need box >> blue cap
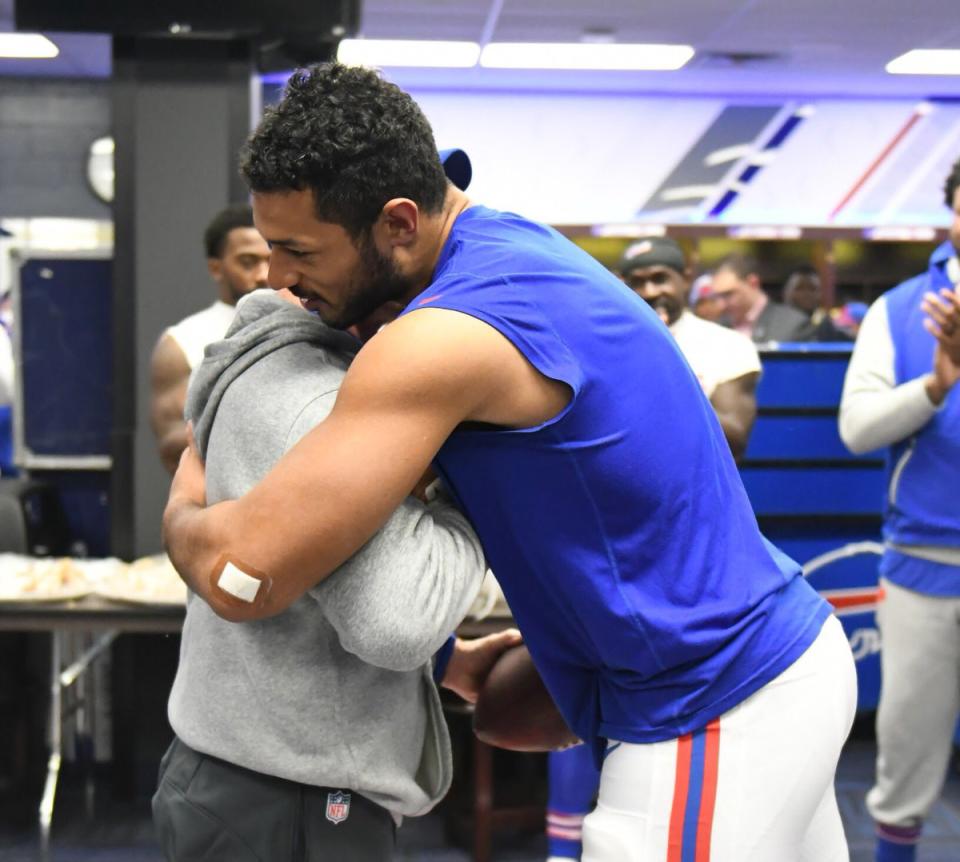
[844,301,868,323]
[439,148,472,192]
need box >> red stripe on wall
[668,734,694,862]
[829,109,925,220]
[695,719,722,862]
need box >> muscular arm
[163,308,568,622]
[275,389,486,669]
[150,334,191,476]
[709,371,759,461]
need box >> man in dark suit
[711,253,815,343]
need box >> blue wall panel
[756,347,853,408]
[19,256,112,457]
[747,414,882,462]
[742,466,885,516]
[749,346,884,713]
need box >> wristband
[433,634,456,684]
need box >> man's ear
[207,257,223,283]
[377,198,419,248]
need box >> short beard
[325,234,415,331]
[223,278,261,307]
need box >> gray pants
[152,737,396,861]
[866,579,960,827]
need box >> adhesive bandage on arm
[218,561,261,601]
[209,555,271,612]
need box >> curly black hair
[203,203,254,259]
[240,64,449,239]
[944,155,960,209]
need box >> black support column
[111,37,256,559]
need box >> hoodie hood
[186,290,360,459]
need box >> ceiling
[2,0,960,97]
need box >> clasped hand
[922,287,960,404]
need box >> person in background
[782,265,823,317]
[710,253,816,343]
[545,744,599,862]
[149,204,271,475]
[839,158,960,862]
[546,237,765,861]
[783,265,849,341]
[833,301,868,340]
[618,237,761,460]
[689,271,726,323]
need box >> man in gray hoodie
[152,289,506,860]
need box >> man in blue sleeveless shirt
[840,158,960,862]
[164,64,856,861]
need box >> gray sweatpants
[152,737,396,861]
[866,578,960,827]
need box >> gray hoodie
[167,290,486,817]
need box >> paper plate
[0,554,94,603]
[95,555,187,606]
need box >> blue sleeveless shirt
[404,206,830,756]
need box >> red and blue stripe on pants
[667,718,721,862]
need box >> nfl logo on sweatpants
[326,791,351,825]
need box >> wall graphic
[409,88,960,228]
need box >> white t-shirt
[165,300,236,371]
[669,310,761,397]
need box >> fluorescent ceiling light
[886,49,960,75]
[480,42,693,71]
[337,39,480,68]
[0,33,59,59]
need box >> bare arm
[163,307,567,622]
[149,334,191,476]
[709,371,759,461]
[283,392,487,670]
